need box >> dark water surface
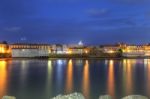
[0,59,150,99]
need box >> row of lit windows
[10,45,51,49]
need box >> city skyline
[1,0,150,44]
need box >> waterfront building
[122,45,146,57]
[67,46,89,54]
[143,44,150,56]
[10,43,52,57]
[100,44,120,54]
[51,44,69,54]
[3,41,150,58]
[0,42,11,57]
[67,41,90,54]
[56,44,68,54]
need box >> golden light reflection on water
[47,60,53,84]
[0,60,7,97]
[126,59,133,94]
[46,60,53,96]
[146,59,150,96]
[82,60,90,99]
[107,60,115,98]
[66,59,73,93]
[48,60,52,76]
[122,59,134,95]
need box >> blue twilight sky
[1,0,150,45]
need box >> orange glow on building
[0,44,11,55]
[84,49,89,54]
[0,61,7,98]
[108,50,115,53]
[107,60,115,98]
[66,59,73,93]
[67,49,72,54]
[0,46,5,53]
[85,50,88,54]
[82,60,90,99]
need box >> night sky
[0,0,150,45]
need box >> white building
[10,43,51,57]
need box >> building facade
[0,42,11,57]
[10,43,51,57]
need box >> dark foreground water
[0,59,150,99]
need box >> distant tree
[118,49,123,57]
[2,41,8,44]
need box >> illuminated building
[67,46,89,54]
[101,44,120,54]
[122,44,150,57]
[51,44,69,54]
[3,41,150,58]
[67,41,90,54]
[10,43,52,57]
[0,42,11,58]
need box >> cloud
[87,8,110,18]
[48,0,79,2]
[0,0,43,21]
[109,0,150,4]
[83,16,137,29]
[4,27,21,32]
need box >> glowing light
[0,46,5,53]
[48,50,51,53]
[85,50,88,54]
[67,49,72,54]
[107,50,114,53]
[57,60,63,65]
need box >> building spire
[78,40,83,46]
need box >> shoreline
[1,57,150,60]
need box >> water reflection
[82,60,90,99]
[107,60,115,98]
[145,59,150,96]
[66,59,73,93]
[56,60,64,91]
[46,60,53,96]
[75,60,83,66]
[20,60,28,85]
[126,60,134,94]
[0,60,7,97]
[122,59,136,95]
[0,59,149,99]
